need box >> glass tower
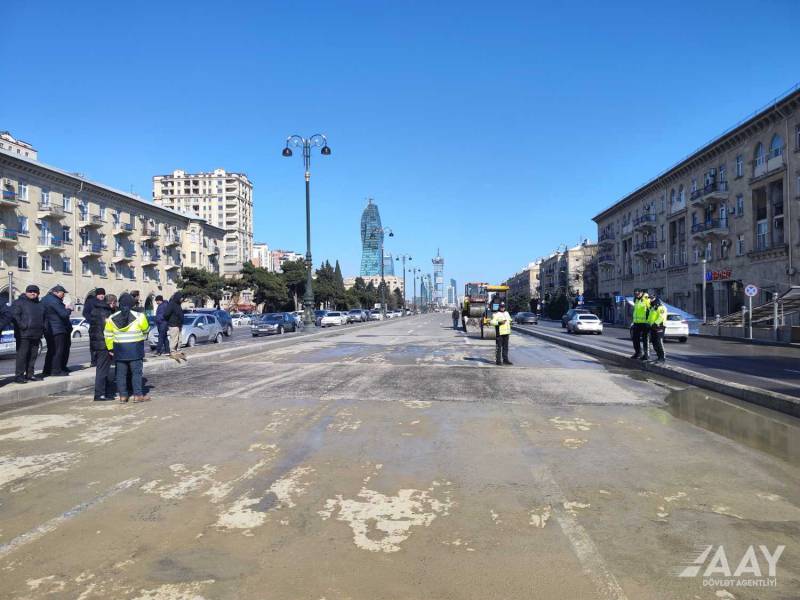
[360,199,383,276]
[383,252,395,276]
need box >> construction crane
[462,282,509,338]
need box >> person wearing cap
[647,295,668,363]
[489,300,513,366]
[630,288,651,360]
[41,285,72,377]
[104,292,151,403]
[153,295,169,356]
[11,285,45,383]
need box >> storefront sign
[705,269,732,281]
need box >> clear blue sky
[2,0,798,291]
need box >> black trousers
[63,333,71,371]
[43,332,68,376]
[93,349,114,398]
[650,326,665,360]
[15,338,39,379]
[156,323,169,354]
[631,323,650,357]
[495,334,510,364]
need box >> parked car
[251,312,297,336]
[567,313,603,335]
[230,312,252,327]
[149,314,224,349]
[314,310,328,327]
[320,311,347,327]
[664,313,689,342]
[561,308,591,328]
[188,308,234,337]
[0,329,49,358]
[514,311,538,325]
[70,317,90,338]
[368,310,383,321]
[347,309,368,323]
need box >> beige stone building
[0,148,224,312]
[152,168,253,276]
[0,131,37,160]
[594,86,800,322]
[506,260,541,299]
[536,242,598,303]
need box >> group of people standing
[1,285,188,403]
[630,288,668,363]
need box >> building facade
[506,261,541,299]
[359,199,383,277]
[536,243,597,303]
[0,132,37,160]
[432,250,444,306]
[0,149,224,311]
[594,87,800,321]
[344,275,404,295]
[270,249,303,273]
[152,168,253,276]
[252,242,270,269]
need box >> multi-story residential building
[252,242,271,269]
[152,168,253,276]
[0,148,224,311]
[0,131,37,160]
[594,86,800,321]
[536,242,597,303]
[270,249,304,273]
[506,260,541,299]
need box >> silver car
[149,314,223,349]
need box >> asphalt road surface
[0,313,798,599]
[520,319,800,398]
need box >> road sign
[744,284,758,298]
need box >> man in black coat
[163,292,184,357]
[41,285,72,377]
[83,288,106,366]
[90,293,116,400]
[11,285,45,383]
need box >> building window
[18,180,28,201]
[736,235,745,256]
[82,259,90,275]
[63,257,72,274]
[705,242,713,261]
[18,252,29,270]
[678,185,685,204]
[735,154,744,177]
[17,216,29,234]
[112,211,120,225]
[754,142,765,168]
[692,246,699,264]
[41,188,50,205]
[756,220,768,250]
[99,206,107,221]
[41,254,52,272]
[736,194,744,216]
[690,178,697,193]
[719,165,726,182]
[63,194,72,211]
[770,134,784,158]
[79,201,88,220]
[62,226,71,243]
[80,227,89,245]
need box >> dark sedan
[251,312,297,336]
[514,311,538,324]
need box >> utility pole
[395,254,412,314]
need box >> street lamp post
[369,226,393,318]
[410,267,421,312]
[282,134,331,326]
[395,254,412,314]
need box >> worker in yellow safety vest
[647,295,668,363]
[104,293,151,403]
[630,288,651,360]
[489,301,513,366]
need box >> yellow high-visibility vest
[490,311,512,335]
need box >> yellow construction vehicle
[462,283,509,338]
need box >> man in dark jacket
[163,292,184,358]
[83,288,105,366]
[41,285,72,377]
[153,295,169,355]
[90,293,116,400]
[11,285,45,383]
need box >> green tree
[333,261,347,309]
[240,262,289,312]
[280,259,307,310]
[507,291,531,314]
[546,292,570,320]
[178,267,227,307]
[392,287,404,310]
[313,261,336,308]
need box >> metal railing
[690,180,728,201]
[0,229,18,241]
[38,236,63,247]
[633,214,657,226]
[691,219,729,234]
[634,240,658,252]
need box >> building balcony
[112,249,135,263]
[633,214,657,231]
[633,240,658,255]
[691,219,729,238]
[0,229,18,245]
[164,258,181,270]
[37,236,65,252]
[0,189,18,207]
[113,223,135,236]
[751,153,785,182]
[37,203,66,220]
[621,222,634,236]
[598,232,616,247]
[140,227,159,241]
[163,234,181,247]
[139,252,160,266]
[598,253,616,265]
[79,214,104,228]
[690,181,729,207]
[79,243,105,257]
[206,245,219,255]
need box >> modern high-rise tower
[383,252,395,276]
[360,199,383,276]
[432,249,444,306]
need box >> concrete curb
[0,317,402,409]
[512,325,800,418]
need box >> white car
[70,317,90,338]
[664,313,689,343]
[567,314,603,335]
[320,311,347,327]
[368,310,383,321]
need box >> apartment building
[269,249,304,273]
[506,261,541,299]
[537,242,598,302]
[0,131,37,160]
[0,148,224,311]
[252,242,271,269]
[593,86,800,321]
[152,168,253,276]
